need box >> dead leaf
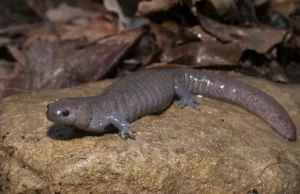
[0,29,144,100]
[160,40,243,67]
[150,21,242,67]
[62,17,118,42]
[0,38,11,47]
[138,0,179,15]
[269,60,289,83]
[25,17,118,45]
[147,62,183,68]
[0,60,15,79]
[6,45,27,68]
[46,2,100,23]
[0,23,43,37]
[268,0,297,16]
[285,61,300,83]
[254,0,269,6]
[209,0,236,16]
[104,0,141,30]
[199,14,288,53]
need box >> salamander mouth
[46,113,54,122]
[46,109,61,123]
[284,130,297,141]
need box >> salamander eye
[62,110,70,117]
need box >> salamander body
[46,68,297,141]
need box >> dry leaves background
[0,0,300,100]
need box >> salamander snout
[46,99,78,125]
[47,103,53,109]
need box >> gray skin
[46,68,297,141]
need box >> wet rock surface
[0,72,299,194]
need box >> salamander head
[46,98,92,129]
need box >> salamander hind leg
[174,84,201,111]
[108,113,135,140]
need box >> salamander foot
[119,124,135,140]
[174,97,201,111]
[109,113,135,140]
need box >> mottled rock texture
[0,72,299,194]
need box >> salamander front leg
[108,113,135,140]
[174,84,201,111]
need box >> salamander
[46,68,297,141]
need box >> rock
[0,72,300,194]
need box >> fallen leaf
[46,2,100,23]
[268,0,297,16]
[160,40,243,67]
[209,0,236,16]
[6,45,27,68]
[104,0,141,30]
[285,61,300,83]
[0,28,144,100]
[150,22,242,67]
[138,0,179,15]
[25,17,118,45]
[199,14,288,53]
[0,60,15,79]
[269,60,289,83]
[0,23,43,37]
[62,17,118,42]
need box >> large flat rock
[0,72,299,194]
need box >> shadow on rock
[47,124,119,140]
